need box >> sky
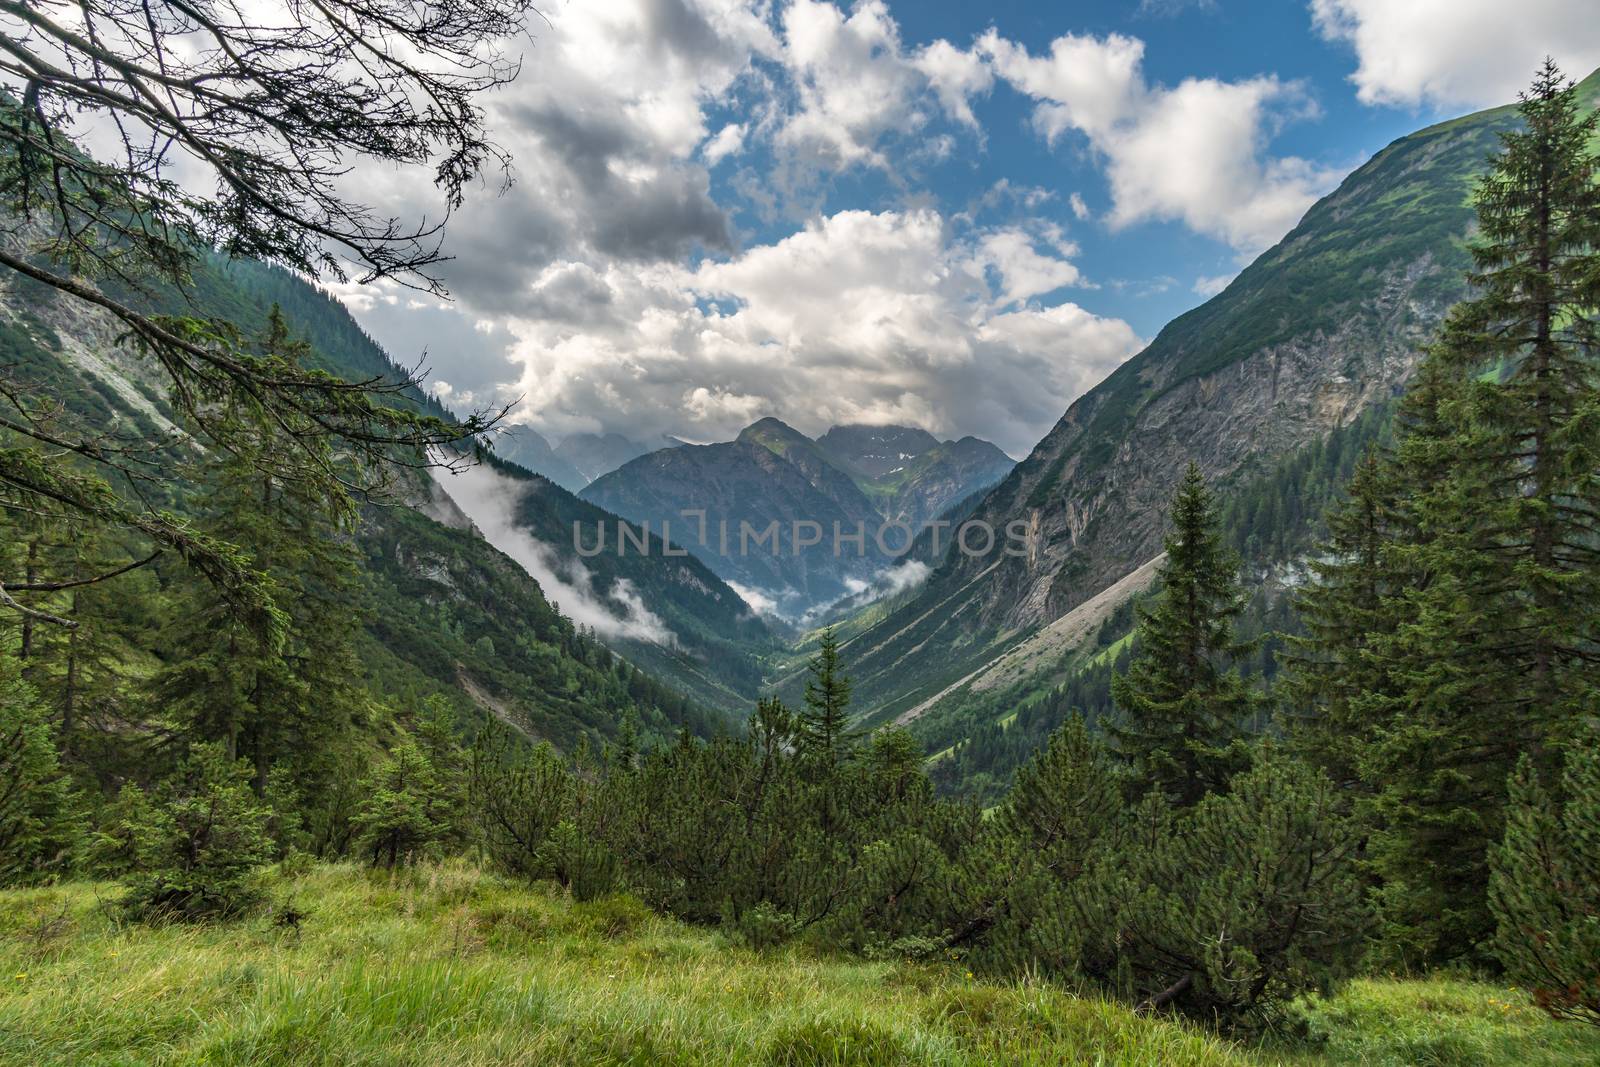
[328,0,1600,460]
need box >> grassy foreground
[1,864,1595,1066]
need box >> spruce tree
[99,742,275,918]
[353,738,444,868]
[1425,57,1600,740]
[1285,451,1400,787]
[0,654,78,885]
[152,307,370,808]
[1109,463,1259,806]
[799,628,860,764]
[1352,62,1600,963]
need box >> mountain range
[578,417,1014,617]
[17,66,1597,798]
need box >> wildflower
[12,973,25,981]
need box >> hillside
[0,246,772,734]
[4,863,1594,1067]
[826,67,1600,726]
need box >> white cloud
[977,228,1082,303]
[1312,0,1600,109]
[772,0,990,181]
[433,462,676,644]
[1068,192,1091,220]
[777,0,928,170]
[703,122,747,164]
[1193,272,1236,297]
[981,29,1342,254]
[724,580,780,616]
[877,559,930,596]
[490,207,1139,457]
[914,38,996,129]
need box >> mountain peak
[736,417,815,455]
[738,415,806,438]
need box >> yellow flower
[12,973,25,981]
[965,971,974,980]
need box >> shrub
[470,724,575,879]
[1490,738,1600,1027]
[726,899,803,950]
[99,742,274,919]
[352,738,445,868]
[1133,748,1369,1029]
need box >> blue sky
[336,0,1600,458]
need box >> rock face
[833,73,1585,719]
[581,418,1015,617]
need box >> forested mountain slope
[0,246,771,741]
[830,67,1600,725]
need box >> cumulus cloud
[345,0,775,329]
[980,29,1342,254]
[433,462,675,644]
[1312,0,1600,109]
[339,2,1351,462]
[1193,272,1236,297]
[490,207,1138,457]
[770,0,991,187]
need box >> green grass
[2,864,1595,1066]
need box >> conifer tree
[1134,748,1367,1028]
[353,738,444,868]
[799,628,860,764]
[1350,63,1600,963]
[1424,57,1600,738]
[152,307,370,807]
[0,654,79,885]
[978,715,1131,983]
[1110,463,1259,806]
[1285,452,1400,786]
[1490,737,1600,1027]
[470,723,576,880]
[99,742,275,917]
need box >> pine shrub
[1490,739,1600,1026]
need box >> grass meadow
[1,863,1595,1066]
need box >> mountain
[816,424,942,478]
[840,431,1016,532]
[555,432,665,484]
[580,418,1015,617]
[3,248,775,733]
[581,426,886,615]
[490,425,589,492]
[823,68,1600,730]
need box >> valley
[4,4,1599,1061]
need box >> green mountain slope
[1,248,772,739]
[829,67,1600,728]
